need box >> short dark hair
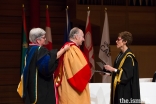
[118,31,133,46]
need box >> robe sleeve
[119,56,134,84]
[36,47,58,77]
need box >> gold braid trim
[127,55,134,66]
[32,68,38,104]
[54,61,63,86]
[113,52,134,102]
[33,47,40,104]
[117,68,123,83]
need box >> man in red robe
[54,27,91,104]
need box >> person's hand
[104,65,115,72]
[99,72,105,76]
[63,44,70,51]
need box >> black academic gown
[24,46,58,104]
[110,48,140,104]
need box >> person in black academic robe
[152,71,156,82]
[21,28,70,104]
[104,31,141,104]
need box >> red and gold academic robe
[54,42,91,104]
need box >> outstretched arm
[56,44,70,59]
[104,65,118,73]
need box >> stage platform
[89,78,156,104]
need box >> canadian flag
[83,10,95,76]
[45,5,58,104]
[44,5,52,50]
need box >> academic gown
[110,48,141,104]
[23,45,58,104]
[152,72,156,82]
[54,42,91,104]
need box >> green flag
[21,5,28,74]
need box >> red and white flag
[83,10,95,76]
[99,10,112,83]
[44,5,52,50]
[45,5,58,104]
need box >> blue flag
[64,7,71,43]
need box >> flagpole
[46,5,48,9]
[44,4,53,50]
[83,6,95,81]
[87,7,90,14]
[105,8,107,12]
[64,5,71,43]
[98,7,112,82]
[100,7,108,66]
[21,4,28,74]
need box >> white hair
[68,27,80,39]
[29,28,46,43]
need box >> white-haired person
[20,28,70,104]
[54,27,91,104]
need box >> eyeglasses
[116,38,122,41]
[40,36,46,39]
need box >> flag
[83,10,95,76]
[44,6,58,104]
[21,5,28,74]
[44,5,52,50]
[99,10,112,83]
[64,6,71,43]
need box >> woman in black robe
[104,31,141,104]
[22,28,70,104]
